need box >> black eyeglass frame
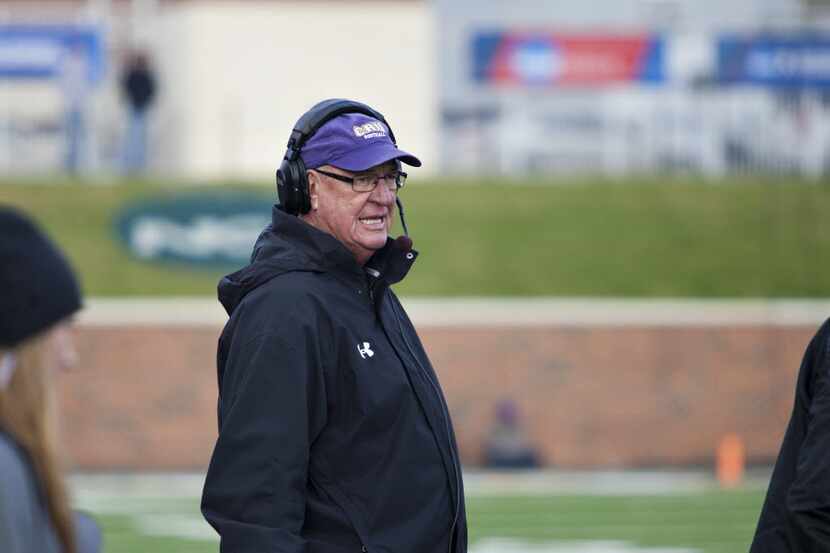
[313,168,407,192]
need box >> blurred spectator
[482,399,541,469]
[120,51,157,174]
[0,207,101,553]
[59,41,89,175]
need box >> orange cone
[716,433,745,488]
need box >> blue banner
[0,25,105,82]
[718,34,830,88]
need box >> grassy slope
[1,177,828,297]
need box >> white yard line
[106,527,705,553]
[77,297,830,328]
[463,469,727,496]
[70,472,208,500]
[69,468,767,500]
[470,541,698,553]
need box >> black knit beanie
[0,207,82,348]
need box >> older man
[201,99,467,553]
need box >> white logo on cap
[353,122,386,140]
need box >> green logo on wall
[116,192,272,268]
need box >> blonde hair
[0,333,76,553]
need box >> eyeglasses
[313,168,407,192]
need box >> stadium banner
[472,31,665,87]
[717,34,830,88]
[115,192,272,268]
[0,25,105,82]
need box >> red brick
[57,324,811,470]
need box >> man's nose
[370,182,396,205]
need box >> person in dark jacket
[201,100,467,553]
[751,318,830,551]
[0,207,101,553]
[120,51,157,173]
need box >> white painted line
[402,298,830,327]
[135,514,218,542]
[471,540,698,553]
[76,297,830,327]
[77,298,228,327]
[68,469,769,499]
[69,472,208,498]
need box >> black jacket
[201,206,467,553]
[122,67,155,112]
[751,318,830,552]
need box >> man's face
[304,161,398,265]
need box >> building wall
[59,299,823,470]
[154,1,437,179]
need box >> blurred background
[3,0,830,551]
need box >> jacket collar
[264,205,359,274]
[364,237,418,287]
[270,205,417,285]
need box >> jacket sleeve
[73,511,102,553]
[0,443,28,553]
[0,437,36,553]
[786,321,830,541]
[201,327,328,553]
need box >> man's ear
[306,170,319,210]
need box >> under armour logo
[357,342,374,359]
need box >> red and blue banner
[717,34,830,88]
[473,31,665,87]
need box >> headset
[276,98,399,216]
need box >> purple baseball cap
[300,113,421,171]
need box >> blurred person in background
[120,50,157,174]
[59,41,89,175]
[0,208,100,553]
[482,399,541,469]
[201,99,467,553]
[751,318,830,551]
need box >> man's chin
[359,232,389,252]
[352,238,387,265]
[365,240,388,253]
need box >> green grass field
[84,488,766,553]
[2,176,829,297]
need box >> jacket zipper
[388,293,461,553]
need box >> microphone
[395,197,413,252]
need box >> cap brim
[329,143,422,172]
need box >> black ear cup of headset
[276,156,310,215]
[276,99,395,216]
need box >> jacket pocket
[306,473,370,551]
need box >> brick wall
[57,315,815,470]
